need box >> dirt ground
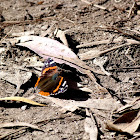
[0,0,140,140]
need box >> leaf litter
[0,0,140,139]
[16,35,104,74]
[106,110,140,134]
[1,34,139,139]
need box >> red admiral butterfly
[35,58,68,96]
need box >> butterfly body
[35,58,68,96]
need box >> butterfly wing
[35,58,68,96]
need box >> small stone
[21,105,27,110]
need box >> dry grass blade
[0,122,40,130]
[0,96,46,106]
[128,1,136,18]
[79,43,131,60]
[0,25,14,45]
[0,126,28,139]
[0,114,70,139]
[81,0,108,11]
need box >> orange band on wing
[53,76,63,93]
[42,66,57,74]
[35,77,41,87]
[39,91,50,96]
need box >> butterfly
[35,58,68,96]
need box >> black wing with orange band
[35,58,68,96]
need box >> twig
[62,17,75,24]
[0,17,55,28]
[0,25,14,45]
[76,38,140,48]
[127,90,140,93]
[93,4,107,10]
[41,22,57,37]
[96,26,140,41]
[81,0,91,5]
[0,115,69,139]
[81,0,108,11]
[128,1,136,18]
[125,47,136,64]
[109,66,140,70]
[0,126,28,139]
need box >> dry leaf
[43,97,119,112]
[54,29,68,46]
[0,96,46,106]
[0,122,40,130]
[106,110,140,134]
[16,35,104,75]
[78,43,131,60]
[93,56,111,76]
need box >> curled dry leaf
[93,56,111,76]
[106,110,140,134]
[0,122,40,130]
[54,29,69,47]
[0,96,46,106]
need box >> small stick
[76,38,140,48]
[93,4,107,10]
[0,17,55,28]
[125,47,136,64]
[128,1,136,18]
[0,25,14,44]
[81,0,108,11]
[81,0,91,5]
[96,26,140,41]
[109,66,140,70]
